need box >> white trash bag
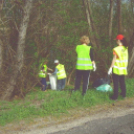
[49,74,57,90]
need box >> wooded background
[0,0,134,100]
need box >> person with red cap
[108,34,128,100]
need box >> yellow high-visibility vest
[56,64,66,80]
[38,64,47,78]
[113,46,128,75]
[76,45,93,70]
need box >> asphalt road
[50,114,134,134]
[1,108,134,134]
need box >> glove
[47,73,52,75]
[108,67,112,75]
[93,63,97,72]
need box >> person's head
[80,35,90,45]
[44,60,48,65]
[115,34,128,48]
[54,59,59,66]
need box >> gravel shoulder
[1,98,134,134]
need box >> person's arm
[90,48,94,61]
[108,52,117,75]
[47,67,53,72]
[90,48,96,71]
[90,48,95,64]
[110,54,117,68]
[53,68,58,75]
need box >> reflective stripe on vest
[113,46,128,75]
[77,64,92,66]
[38,70,46,78]
[113,66,127,70]
[76,45,93,70]
[115,60,128,63]
[38,64,47,78]
[77,58,91,61]
[56,64,66,80]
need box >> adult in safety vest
[38,60,53,91]
[74,35,96,96]
[52,60,66,90]
[108,34,128,100]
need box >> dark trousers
[57,78,66,90]
[74,70,90,95]
[112,73,126,98]
[41,78,47,91]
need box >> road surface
[1,106,134,134]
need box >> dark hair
[120,38,128,48]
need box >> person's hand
[93,63,97,72]
[108,67,112,75]
[50,69,53,71]
[48,73,52,75]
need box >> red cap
[115,34,124,40]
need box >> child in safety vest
[38,60,53,91]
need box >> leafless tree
[83,0,100,48]
[117,0,122,34]
[108,0,114,44]
[2,0,33,100]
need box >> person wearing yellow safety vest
[108,34,128,100]
[38,61,53,91]
[74,35,96,96]
[52,60,66,90]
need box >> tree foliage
[0,0,134,99]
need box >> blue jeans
[57,78,66,90]
[41,78,47,91]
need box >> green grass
[0,78,134,126]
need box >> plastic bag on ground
[92,75,111,88]
[96,84,113,92]
[49,74,57,90]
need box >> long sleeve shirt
[90,48,94,61]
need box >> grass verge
[0,78,134,126]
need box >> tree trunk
[0,1,4,71]
[128,30,134,77]
[2,0,33,100]
[128,47,134,77]
[66,67,75,85]
[131,0,134,15]
[0,39,3,71]
[83,0,99,48]
[117,0,122,34]
[108,0,114,44]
